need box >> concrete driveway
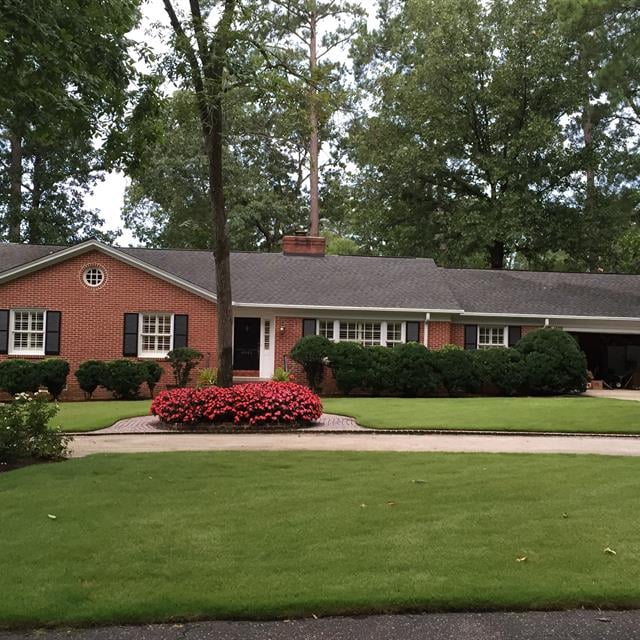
[70,431,640,457]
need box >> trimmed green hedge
[0,358,70,398]
[291,328,588,397]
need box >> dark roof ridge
[441,265,640,278]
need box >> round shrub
[516,328,588,395]
[151,382,323,427]
[328,342,370,395]
[291,335,332,392]
[75,360,108,399]
[141,361,164,397]
[38,358,70,400]
[103,359,145,400]
[473,348,526,396]
[390,342,441,397]
[166,347,203,387]
[363,346,395,396]
[0,359,41,395]
[431,346,479,396]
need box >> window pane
[319,320,334,340]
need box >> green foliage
[431,348,479,397]
[271,367,292,382]
[38,359,70,400]
[166,348,203,387]
[390,343,441,397]
[140,361,163,397]
[516,329,588,395]
[328,342,370,395]
[0,360,41,395]
[0,392,69,462]
[291,336,332,392]
[363,346,395,396]
[473,348,526,396]
[197,367,219,388]
[0,0,140,243]
[103,360,145,400]
[75,360,109,399]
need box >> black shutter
[303,319,317,337]
[464,324,478,350]
[406,321,420,343]
[508,325,522,347]
[44,311,61,355]
[0,310,8,354]
[173,314,189,349]
[123,313,139,357]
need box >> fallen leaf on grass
[604,547,617,555]
[412,479,426,484]
[562,512,568,518]
[360,503,367,508]
[516,556,528,563]
[386,501,397,507]
[47,514,57,520]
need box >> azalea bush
[151,382,323,427]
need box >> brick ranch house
[1,234,639,399]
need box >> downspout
[424,312,431,347]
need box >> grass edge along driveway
[321,396,640,433]
[52,400,152,432]
[1,451,639,628]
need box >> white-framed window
[339,321,382,347]
[478,326,507,349]
[263,320,271,349]
[319,320,335,341]
[10,309,45,355]
[82,266,105,287]
[386,322,404,347]
[139,313,173,357]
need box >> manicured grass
[1,451,640,627]
[51,400,152,432]
[321,396,640,433]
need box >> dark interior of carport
[571,332,640,388]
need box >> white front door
[259,317,275,379]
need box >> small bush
[141,361,164,397]
[516,328,588,395]
[38,359,70,400]
[166,347,203,387]
[431,347,479,396]
[197,367,218,388]
[328,342,370,394]
[103,359,145,400]
[291,335,332,392]
[0,392,70,463]
[0,360,41,395]
[473,348,526,396]
[363,346,395,396]
[151,382,323,427]
[271,367,293,382]
[75,360,108,399]
[390,343,441,397]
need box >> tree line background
[1,0,639,272]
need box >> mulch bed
[156,421,313,433]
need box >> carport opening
[571,332,640,389]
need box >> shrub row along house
[0,234,639,399]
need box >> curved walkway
[70,430,640,457]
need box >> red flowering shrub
[150,382,323,427]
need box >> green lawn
[1,451,640,627]
[321,396,640,433]
[52,400,152,432]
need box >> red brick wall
[427,321,452,348]
[522,325,543,336]
[0,250,219,400]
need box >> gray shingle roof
[1,242,639,318]
[444,268,640,318]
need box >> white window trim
[138,312,174,359]
[316,320,406,347]
[477,324,508,349]
[8,309,47,356]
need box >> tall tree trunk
[7,130,23,242]
[27,154,44,243]
[308,4,320,237]
[488,240,505,269]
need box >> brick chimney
[282,230,326,256]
